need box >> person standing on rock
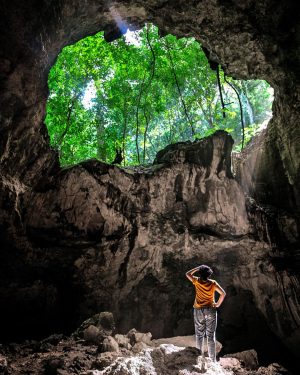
[186,265,226,362]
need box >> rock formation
[0,315,290,375]
[0,130,298,371]
[0,0,299,373]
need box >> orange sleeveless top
[192,278,218,308]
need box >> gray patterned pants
[194,307,217,361]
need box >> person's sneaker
[206,358,221,372]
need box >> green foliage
[45,24,274,166]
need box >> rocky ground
[0,312,291,375]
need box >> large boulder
[223,349,259,370]
[101,336,119,353]
[114,334,131,350]
[152,335,222,355]
[73,312,115,343]
[83,325,104,346]
[126,329,152,346]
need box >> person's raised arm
[186,266,200,282]
[214,284,226,308]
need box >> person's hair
[198,265,213,281]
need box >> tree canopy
[45,24,274,166]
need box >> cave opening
[45,23,274,167]
[1,1,299,374]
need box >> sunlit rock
[127,328,152,346]
[223,349,259,370]
[101,336,119,353]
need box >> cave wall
[1,130,299,363]
[0,0,299,362]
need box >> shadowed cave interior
[0,1,299,374]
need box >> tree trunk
[96,102,106,161]
[122,104,128,166]
[143,107,150,163]
[97,120,106,161]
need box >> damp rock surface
[0,323,291,375]
[0,132,298,369]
